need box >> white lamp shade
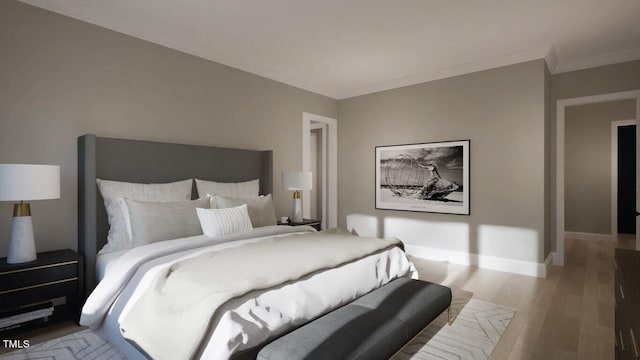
[282,171,312,191]
[0,164,60,201]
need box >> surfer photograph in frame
[375,140,470,215]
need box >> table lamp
[0,164,60,264]
[281,171,312,223]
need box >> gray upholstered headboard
[78,134,273,300]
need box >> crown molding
[544,45,559,72]
[551,46,640,74]
[335,46,552,99]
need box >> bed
[77,134,417,360]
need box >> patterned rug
[393,297,516,360]
[1,298,514,360]
[0,330,124,360]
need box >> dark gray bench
[257,278,452,360]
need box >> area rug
[0,330,125,360]
[1,297,514,360]
[393,297,516,360]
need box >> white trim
[564,231,614,242]
[406,244,552,278]
[556,102,565,266]
[556,90,640,264]
[612,120,637,239]
[303,112,338,229]
[319,124,328,227]
[309,131,319,219]
[308,123,329,226]
[320,124,328,227]
[544,45,558,73]
[545,252,554,276]
[310,122,324,131]
[333,45,640,99]
[551,46,640,75]
[336,46,553,99]
[637,99,640,251]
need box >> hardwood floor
[412,234,636,360]
[1,235,636,358]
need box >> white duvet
[81,226,417,360]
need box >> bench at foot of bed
[257,277,452,360]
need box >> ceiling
[20,0,640,99]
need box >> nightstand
[0,249,83,334]
[278,218,322,231]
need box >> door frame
[303,112,337,229]
[612,119,637,238]
[309,123,327,223]
[556,90,640,265]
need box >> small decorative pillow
[195,178,259,199]
[196,205,253,237]
[125,197,210,247]
[213,194,277,228]
[96,179,193,254]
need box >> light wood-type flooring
[411,234,636,360]
[1,235,636,358]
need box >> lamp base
[7,215,37,264]
[291,195,303,223]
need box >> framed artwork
[375,140,470,215]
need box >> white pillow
[195,178,259,199]
[96,179,193,254]
[125,197,209,247]
[196,205,253,237]
[213,194,277,228]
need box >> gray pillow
[96,178,193,254]
[214,194,277,228]
[125,197,210,247]
[195,178,259,198]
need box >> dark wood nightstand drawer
[0,250,82,314]
[0,279,78,311]
[0,262,78,292]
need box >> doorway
[302,112,337,229]
[556,90,640,265]
[309,125,325,221]
[618,124,636,234]
[612,120,637,237]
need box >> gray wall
[552,60,640,101]
[0,1,337,256]
[338,60,548,264]
[549,60,640,251]
[564,100,636,234]
[3,0,639,265]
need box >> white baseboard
[551,251,564,266]
[405,244,551,278]
[545,252,555,272]
[564,231,613,242]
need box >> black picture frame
[375,140,470,215]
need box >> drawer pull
[0,260,78,276]
[621,330,627,352]
[631,328,640,358]
[0,277,78,295]
[620,284,627,299]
